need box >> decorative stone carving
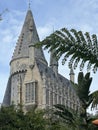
[29,64,34,69]
[20,64,27,70]
[16,62,27,71]
[16,61,20,69]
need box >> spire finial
[28,0,31,9]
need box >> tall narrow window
[46,89,49,105]
[50,91,53,106]
[54,93,57,104]
[25,81,37,103]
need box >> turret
[3,8,48,107]
[69,68,75,82]
[50,50,58,76]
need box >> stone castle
[2,9,81,111]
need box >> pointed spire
[69,68,75,82]
[50,50,58,76]
[49,27,58,75]
[11,9,47,65]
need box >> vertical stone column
[29,44,35,68]
[28,26,35,69]
[69,68,75,83]
[57,83,59,104]
[42,73,47,109]
[53,80,55,105]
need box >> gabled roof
[11,9,47,65]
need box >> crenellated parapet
[10,57,29,75]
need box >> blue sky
[0,0,98,110]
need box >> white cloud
[79,24,93,33]
[0,73,9,103]
[0,10,24,65]
[38,22,55,40]
[0,10,24,103]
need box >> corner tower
[3,9,47,107]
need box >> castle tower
[3,9,47,107]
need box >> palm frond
[36,27,98,73]
[91,90,98,109]
[78,72,84,85]
[53,104,76,126]
[85,32,92,48]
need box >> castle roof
[36,59,75,91]
[11,9,47,65]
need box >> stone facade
[3,9,81,112]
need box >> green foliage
[74,72,98,129]
[54,104,75,125]
[0,105,25,130]
[0,105,47,130]
[0,105,71,130]
[25,108,46,130]
[36,28,98,73]
[53,104,81,130]
[72,72,98,109]
[0,105,16,129]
